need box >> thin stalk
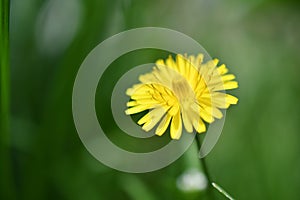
[212,182,235,200]
[196,135,235,200]
[195,134,214,199]
[0,0,15,199]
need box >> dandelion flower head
[125,54,238,139]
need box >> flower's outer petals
[224,81,238,90]
[155,59,165,67]
[137,111,152,125]
[207,73,224,87]
[212,98,228,109]
[225,94,238,104]
[190,103,213,123]
[213,81,238,91]
[219,81,238,91]
[187,56,198,72]
[155,64,172,87]
[191,103,214,123]
[139,73,156,83]
[199,59,217,79]
[125,104,152,115]
[181,108,193,133]
[187,55,200,85]
[200,107,214,123]
[192,117,206,133]
[141,107,166,132]
[151,84,169,100]
[127,101,138,107]
[131,94,153,100]
[165,55,177,70]
[135,98,158,106]
[194,54,203,68]
[188,66,201,90]
[212,107,223,119]
[176,54,186,75]
[211,94,238,109]
[168,103,179,116]
[126,84,146,96]
[184,56,191,80]
[127,84,152,96]
[217,64,228,75]
[152,69,170,86]
[155,113,172,136]
[125,53,239,140]
[194,75,208,96]
[188,55,195,63]
[170,110,182,139]
[198,96,212,108]
[221,74,236,82]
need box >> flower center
[172,77,194,103]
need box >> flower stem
[195,134,215,199]
[0,0,15,199]
[212,182,235,200]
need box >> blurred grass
[0,0,15,199]
[3,0,300,199]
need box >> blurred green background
[1,0,300,199]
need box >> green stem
[195,134,214,199]
[195,135,235,200]
[212,182,235,200]
[0,0,15,199]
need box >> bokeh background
[2,0,300,199]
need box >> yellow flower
[125,54,238,139]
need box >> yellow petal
[197,96,212,107]
[127,101,138,107]
[189,65,201,89]
[213,81,238,91]
[168,104,179,116]
[176,54,186,74]
[191,103,214,123]
[192,118,206,133]
[181,109,193,133]
[200,60,217,78]
[125,104,153,115]
[194,54,204,68]
[125,54,238,140]
[155,65,170,85]
[139,74,156,83]
[141,107,166,131]
[222,74,236,82]
[131,94,152,100]
[170,110,182,139]
[213,58,219,65]
[225,94,238,104]
[200,107,214,123]
[223,81,238,90]
[152,69,169,85]
[217,64,228,75]
[126,84,150,96]
[135,98,159,105]
[166,55,177,70]
[212,98,228,109]
[212,107,223,119]
[155,113,172,136]
[188,55,196,67]
[155,59,165,66]
[126,85,144,96]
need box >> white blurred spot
[35,0,83,56]
[176,168,208,192]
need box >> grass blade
[0,0,15,199]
